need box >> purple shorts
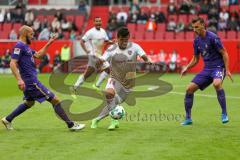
[23,81,55,103]
[192,67,225,90]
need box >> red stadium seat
[66,15,75,22]
[122,6,130,13]
[140,6,150,14]
[157,24,166,31]
[127,23,136,33]
[46,15,54,21]
[185,31,194,40]
[168,15,178,22]
[175,32,185,40]
[75,15,84,29]
[226,31,237,39]
[145,32,154,40]
[137,24,146,32]
[2,23,12,32]
[238,32,240,39]
[13,23,22,32]
[36,15,45,21]
[198,14,208,22]
[159,6,168,16]
[0,31,9,39]
[178,15,188,24]
[165,32,175,40]
[229,5,240,11]
[150,6,159,12]
[155,31,164,40]
[133,32,144,40]
[110,6,120,13]
[217,31,226,39]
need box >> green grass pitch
[0,73,240,160]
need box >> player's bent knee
[105,89,115,99]
[186,84,197,94]
[50,97,61,105]
[24,101,35,107]
[213,82,222,90]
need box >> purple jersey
[11,41,37,83]
[193,31,225,69]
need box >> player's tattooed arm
[34,33,58,58]
[181,55,199,77]
[80,39,91,54]
[219,48,233,82]
[10,59,25,90]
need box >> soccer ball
[109,105,125,120]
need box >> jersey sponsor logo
[14,48,21,55]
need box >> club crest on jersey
[14,48,21,55]
[128,50,132,55]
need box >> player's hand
[226,70,233,82]
[49,33,58,43]
[180,66,188,77]
[18,79,25,91]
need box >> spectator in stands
[61,18,71,32]
[4,9,11,22]
[167,18,176,31]
[209,0,219,10]
[38,54,50,73]
[9,29,18,40]
[15,1,26,10]
[229,10,239,20]
[155,10,166,23]
[218,17,227,31]
[52,17,61,31]
[54,11,63,22]
[53,50,62,71]
[57,28,64,39]
[175,19,185,32]
[78,0,88,18]
[13,9,24,23]
[227,16,239,30]
[130,0,141,15]
[38,27,50,40]
[70,30,77,40]
[146,17,157,32]
[229,0,239,5]
[3,49,11,69]
[106,18,118,39]
[108,11,117,22]
[208,18,218,33]
[0,9,5,23]
[69,19,78,32]
[157,50,167,72]
[40,18,50,31]
[137,11,148,24]
[167,0,177,14]
[117,8,128,24]
[61,44,71,62]
[128,11,139,23]
[219,8,229,22]
[179,0,191,14]
[169,50,178,72]
[33,18,41,32]
[199,0,209,14]
[208,7,219,20]
[24,10,34,26]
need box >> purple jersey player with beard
[1,25,85,131]
[180,17,233,125]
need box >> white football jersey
[82,27,109,56]
[102,42,146,89]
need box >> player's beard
[26,35,31,45]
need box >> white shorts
[88,55,109,70]
[105,78,131,103]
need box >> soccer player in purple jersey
[180,17,233,125]
[1,25,85,131]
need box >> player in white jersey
[91,27,152,130]
[71,17,114,96]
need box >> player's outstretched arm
[180,55,199,77]
[10,59,25,91]
[219,48,233,82]
[141,55,152,64]
[34,33,58,59]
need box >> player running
[71,17,114,97]
[91,27,152,130]
[180,17,233,125]
[1,25,85,131]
